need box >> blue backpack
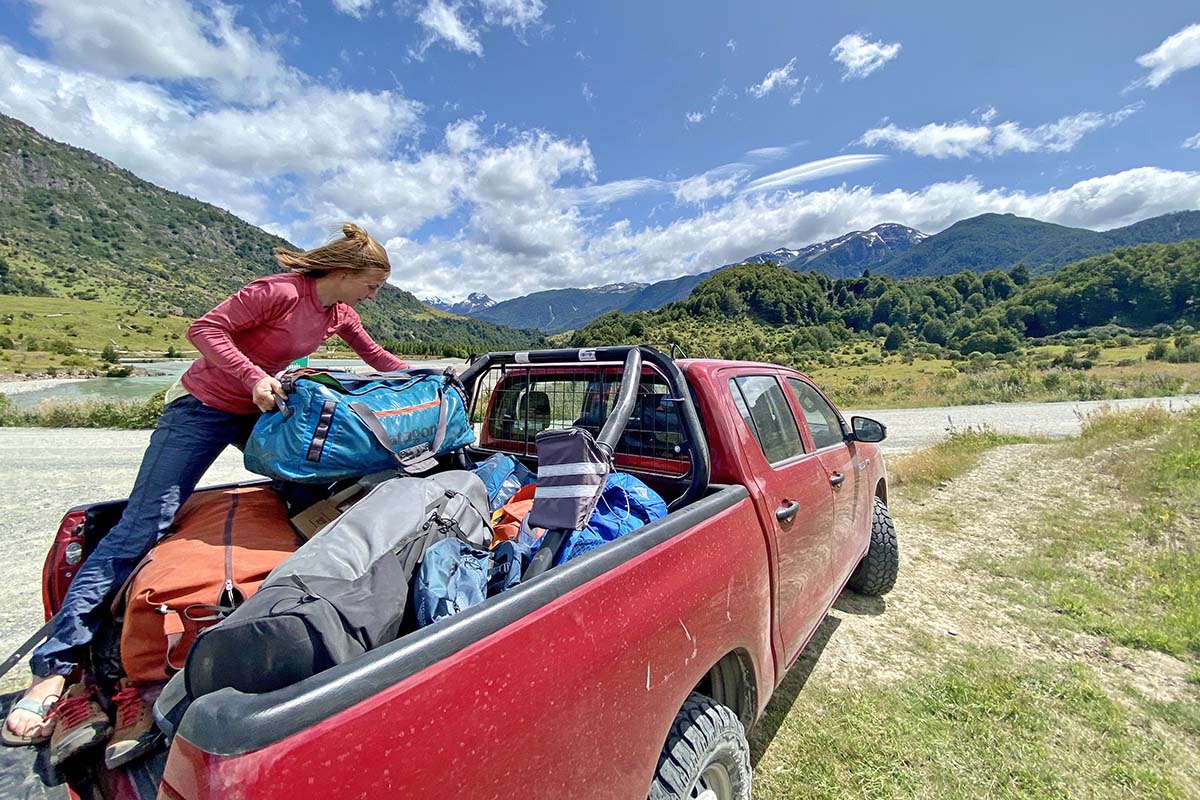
[244,368,475,483]
[413,539,530,627]
[471,453,536,511]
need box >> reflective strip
[536,462,610,478]
[534,485,603,499]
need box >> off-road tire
[846,497,899,596]
[648,692,751,800]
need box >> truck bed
[161,483,770,799]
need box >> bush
[1166,345,1200,364]
[0,388,166,429]
[47,338,77,356]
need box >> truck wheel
[847,497,899,596]
[648,693,751,800]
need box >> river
[0,357,469,410]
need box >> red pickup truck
[18,345,897,800]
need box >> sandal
[1,694,60,747]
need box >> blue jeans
[31,395,259,678]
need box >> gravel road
[1,392,1197,685]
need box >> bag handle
[283,368,451,396]
[348,390,450,470]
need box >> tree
[918,317,948,345]
[882,327,906,352]
[101,342,120,363]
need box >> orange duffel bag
[490,483,540,545]
[118,486,302,684]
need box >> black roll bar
[459,345,710,511]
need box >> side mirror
[850,416,886,443]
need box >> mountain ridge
[0,113,543,352]
[469,212,1200,333]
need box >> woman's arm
[187,280,295,394]
[336,309,410,371]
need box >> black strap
[305,399,338,462]
[0,614,59,680]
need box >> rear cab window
[473,363,691,477]
[728,375,805,465]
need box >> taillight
[41,509,88,619]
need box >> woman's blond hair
[274,223,391,275]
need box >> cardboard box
[291,484,368,539]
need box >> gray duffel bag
[182,470,492,698]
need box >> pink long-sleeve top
[182,272,409,415]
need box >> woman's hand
[252,375,287,412]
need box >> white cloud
[479,0,545,32]
[445,118,484,153]
[830,32,901,80]
[745,146,789,162]
[582,82,594,104]
[27,0,296,105]
[0,42,420,225]
[568,178,667,206]
[749,57,800,98]
[726,39,736,53]
[674,166,748,205]
[1130,23,1200,90]
[1184,131,1200,150]
[380,166,1200,300]
[789,75,810,106]
[741,155,887,194]
[417,0,483,56]
[860,106,1139,158]
[307,152,468,237]
[685,111,706,124]
[180,87,420,177]
[332,0,374,18]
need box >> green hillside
[570,240,1200,364]
[881,211,1200,277]
[0,113,543,356]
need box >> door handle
[775,500,800,522]
[829,472,845,487]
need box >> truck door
[784,377,866,593]
[727,373,836,670]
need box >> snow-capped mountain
[423,292,497,316]
[741,247,804,267]
[740,223,928,278]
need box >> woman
[3,223,408,760]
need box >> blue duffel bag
[243,368,475,482]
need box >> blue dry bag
[244,368,475,483]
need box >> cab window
[729,376,804,464]
[786,378,843,450]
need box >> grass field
[0,295,192,374]
[0,295,428,378]
[807,339,1199,409]
[750,407,1200,798]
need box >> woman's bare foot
[5,674,66,739]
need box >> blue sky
[0,0,1197,301]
